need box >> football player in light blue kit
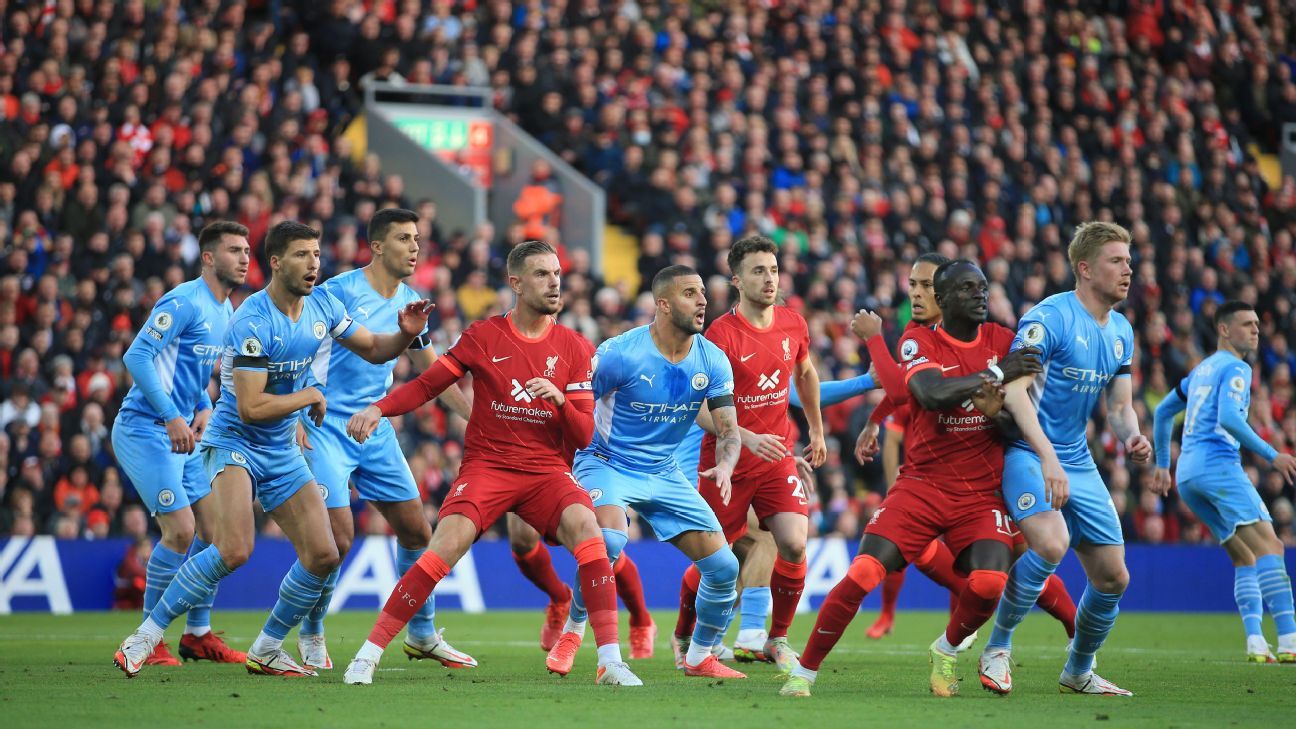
[114,221,432,679]
[544,265,748,679]
[295,208,475,671]
[1152,300,1296,663]
[112,221,250,667]
[980,222,1152,697]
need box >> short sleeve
[565,335,595,398]
[228,315,273,370]
[323,290,356,340]
[442,322,484,376]
[705,347,736,400]
[132,295,197,354]
[1220,362,1251,406]
[790,311,810,363]
[590,337,623,398]
[1013,305,1056,362]
[898,326,941,382]
[1119,321,1134,370]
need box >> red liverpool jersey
[896,322,1015,493]
[441,314,594,471]
[699,306,809,475]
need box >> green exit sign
[393,118,470,151]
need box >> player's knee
[600,528,628,562]
[845,554,887,592]
[698,547,740,590]
[334,534,354,561]
[1093,567,1129,595]
[218,542,252,570]
[1033,538,1068,564]
[305,547,341,576]
[776,536,807,563]
[966,569,1009,601]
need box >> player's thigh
[327,506,356,557]
[573,454,651,516]
[764,511,808,560]
[113,417,191,516]
[671,528,731,563]
[439,465,520,541]
[303,416,361,510]
[269,480,341,574]
[862,483,945,567]
[514,469,597,545]
[749,458,809,530]
[1231,520,1285,558]
[738,523,776,588]
[427,514,479,566]
[506,512,542,552]
[1061,467,1124,549]
[1072,541,1129,593]
[351,420,421,506]
[372,498,432,549]
[1181,474,1274,547]
[945,493,1018,573]
[199,452,257,567]
[640,468,726,542]
[1001,448,1054,523]
[698,472,753,542]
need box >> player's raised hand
[804,431,828,468]
[165,416,196,454]
[855,421,881,464]
[296,420,312,453]
[970,377,1006,418]
[1272,453,1296,485]
[851,309,883,340]
[742,429,789,462]
[397,299,434,337]
[525,377,565,407]
[999,346,1043,381]
[347,404,382,443]
[1042,454,1069,509]
[700,464,734,506]
[191,409,211,443]
[1125,434,1152,464]
[1149,467,1174,495]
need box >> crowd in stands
[2,1,1296,548]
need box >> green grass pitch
[1,609,1293,728]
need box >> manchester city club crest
[158,489,175,507]
[1113,337,1124,361]
[692,372,710,390]
[313,321,327,339]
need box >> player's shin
[675,564,701,639]
[986,549,1059,651]
[940,570,1007,654]
[513,541,572,604]
[300,568,340,636]
[253,560,329,657]
[574,537,622,666]
[1037,573,1078,639]
[357,550,449,662]
[181,537,216,636]
[146,545,234,637]
[915,540,968,594]
[613,552,653,627]
[686,548,739,667]
[144,543,186,622]
[396,545,438,640]
[800,554,887,675]
[1255,554,1296,647]
[769,556,807,639]
[1063,587,1121,677]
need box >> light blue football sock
[1065,587,1121,676]
[987,549,1058,651]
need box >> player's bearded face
[909,262,940,323]
[515,253,563,314]
[380,222,420,278]
[274,238,321,296]
[210,235,250,288]
[1087,241,1133,304]
[734,251,778,307]
[667,275,707,333]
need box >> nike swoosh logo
[740,353,756,362]
[941,365,959,372]
[492,356,510,363]
[816,629,836,635]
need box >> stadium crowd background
[2,0,1296,560]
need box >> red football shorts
[701,457,808,542]
[440,464,594,542]
[864,478,1018,563]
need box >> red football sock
[512,542,571,604]
[800,555,886,671]
[1037,573,1077,638]
[945,570,1007,646]
[674,564,701,638]
[770,556,808,638]
[369,550,450,648]
[613,553,653,628]
[914,540,967,594]
[880,568,906,617]
[573,538,619,648]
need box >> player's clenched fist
[347,404,383,443]
[1124,434,1152,464]
[851,309,882,340]
[525,377,565,407]
[397,299,434,337]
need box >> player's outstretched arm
[788,373,876,409]
[1105,376,1151,464]
[1152,387,1186,470]
[1002,378,1069,509]
[409,347,472,420]
[908,346,1041,412]
[233,368,326,425]
[338,300,433,364]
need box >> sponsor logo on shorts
[231,451,247,464]
[313,321,327,339]
[587,488,603,501]
[691,372,710,391]
[158,489,175,507]
[1017,493,1036,511]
